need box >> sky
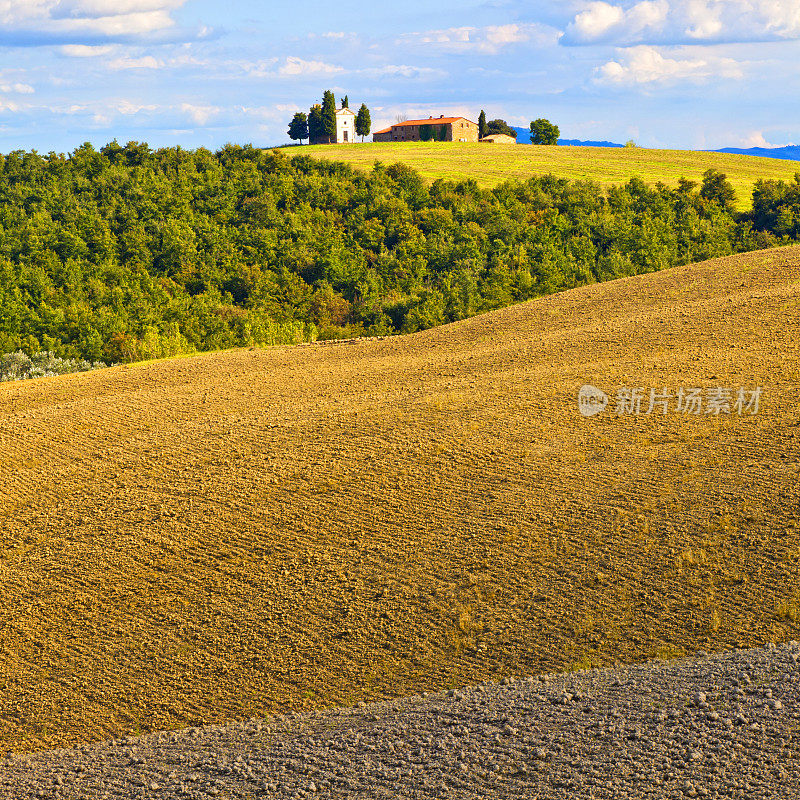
[0,0,798,153]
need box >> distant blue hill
[505,128,800,161]
[557,139,625,148]
[712,145,800,162]
[510,126,623,147]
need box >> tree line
[0,140,798,363]
[288,91,371,145]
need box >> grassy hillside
[1,246,800,752]
[291,142,800,209]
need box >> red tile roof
[393,116,474,127]
[373,126,393,134]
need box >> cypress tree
[478,110,487,140]
[308,104,324,144]
[355,103,371,141]
[322,90,337,144]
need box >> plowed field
[2,246,799,753]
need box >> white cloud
[180,102,220,125]
[115,99,158,115]
[739,131,771,148]
[50,98,159,118]
[399,22,561,54]
[565,0,800,45]
[0,82,34,94]
[736,130,792,148]
[277,57,344,77]
[59,44,115,56]
[569,2,627,40]
[0,1,187,40]
[235,56,440,84]
[594,45,744,85]
[316,31,354,40]
[108,55,161,69]
[361,64,443,79]
[52,1,184,16]
[241,57,343,79]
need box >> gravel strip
[2,643,799,799]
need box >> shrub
[0,350,110,382]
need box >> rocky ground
[1,643,798,799]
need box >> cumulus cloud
[735,130,795,148]
[180,102,220,125]
[59,44,115,56]
[399,23,561,54]
[115,99,158,115]
[277,57,344,77]
[568,2,667,42]
[243,57,344,79]
[594,45,744,84]
[0,0,188,43]
[564,0,800,45]
[0,81,35,93]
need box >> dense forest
[0,141,798,363]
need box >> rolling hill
[714,145,800,162]
[290,142,800,209]
[1,246,799,753]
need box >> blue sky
[0,0,798,153]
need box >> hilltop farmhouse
[373,115,479,143]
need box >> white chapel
[335,107,357,143]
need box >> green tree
[341,95,349,109]
[487,119,517,138]
[530,118,560,145]
[287,112,309,145]
[322,90,337,144]
[478,110,487,140]
[308,104,324,143]
[420,124,448,142]
[355,103,371,141]
[700,169,736,212]
[0,138,797,368]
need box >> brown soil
[1,246,799,753]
